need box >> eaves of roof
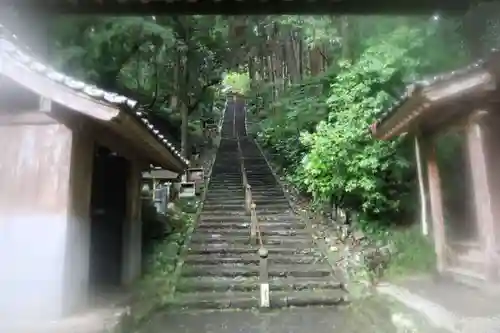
[0,23,189,168]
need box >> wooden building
[0,27,188,324]
[371,51,500,287]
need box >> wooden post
[426,143,447,274]
[258,247,270,308]
[466,113,497,281]
[414,135,429,236]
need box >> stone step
[189,235,312,245]
[194,227,308,237]
[197,221,305,230]
[184,253,320,265]
[208,183,243,187]
[202,204,246,211]
[207,189,245,196]
[176,276,341,292]
[252,199,289,205]
[199,215,300,223]
[201,211,292,217]
[210,174,243,178]
[206,188,245,193]
[200,211,247,217]
[248,187,284,193]
[210,173,241,176]
[202,201,246,207]
[181,264,332,278]
[208,181,244,184]
[168,289,345,310]
[204,195,285,202]
[187,245,314,255]
[204,196,246,202]
[203,204,291,212]
[207,187,246,192]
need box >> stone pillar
[122,160,143,285]
[466,111,497,281]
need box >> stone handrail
[236,134,269,308]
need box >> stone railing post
[245,184,252,214]
[250,203,257,244]
[258,247,270,308]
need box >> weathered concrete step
[207,187,246,192]
[249,195,290,201]
[248,188,284,193]
[251,199,289,205]
[168,289,345,309]
[181,264,331,278]
[210,174,242,178]
[184,253,320,265]
[189,235,312,245]
[207,189,282,195]
[200,211,247,217]
[204,193,246,198]
[204,196,246,202]
[197,221,305,230]
[206,189,245,193]
[203,198,246,204]
[203,205,291,212]
[188,245,314,255]
[202,205,246,211]
[194,227,308,236]
[203,203,251,209]
[203,202,246,207]
[209,183,242,187]
[208,180,243,184]
[176,276,341,292]
[198,217,300,225]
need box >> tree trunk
[340,16,352,61]
[181,102,188,158]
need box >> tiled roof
[372,52,494,135]
[0,24,189,167]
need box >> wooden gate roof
[0,24,189,171]
[371,50,500,140]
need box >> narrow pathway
[171,97,345,309]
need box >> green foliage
[130,199,197,327]
[296,26,427,225]
[223,71,251,94]
[253,20,468,230]
[374,226,436,279]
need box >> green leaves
[250,17,468,229]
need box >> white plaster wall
[63,214,91,315]
[0,214,69,324]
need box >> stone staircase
[172,97,345,309]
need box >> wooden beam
[414,134,429,236]
[114,112,185,172]
[426,141,447,274]
[0,111,58,126]
[465,111,497,281]
[0,55,120,121]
